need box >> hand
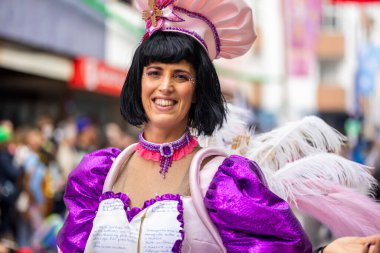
[0,243,9,253]
[324,234,380,253]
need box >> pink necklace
[135,129,198,178]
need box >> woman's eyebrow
[173,69,191,74]
[146,65,163,70]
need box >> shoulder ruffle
[204,155,312,253]
[57,147,121,253]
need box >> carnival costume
[57,0,380,252]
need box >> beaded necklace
[136,129,198,178]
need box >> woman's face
[141,60,196,130]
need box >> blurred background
[0,0,380,252]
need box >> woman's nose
[158,75,174,92]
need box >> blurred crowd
[0,116,135,253]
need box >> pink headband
[135,0,257,60]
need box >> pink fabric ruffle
[135,137,198,161]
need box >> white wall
[215,0,286,115]
[259,0,317,121]
[104,2,143,69]
[336,6,361,114]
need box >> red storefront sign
[70,57,127,97]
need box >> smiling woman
[56,0,380,252]
[120,31,226,137]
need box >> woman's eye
[174,73,192,83]
[146,71,161,78]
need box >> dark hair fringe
[120,32,226,136]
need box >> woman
[57,0,380,252]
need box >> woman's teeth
[155,99,175,107]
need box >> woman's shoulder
[58,147,124,253]
[202,153,312,252]
[65,147,122,197]
[75,146,121,160]
[69,147,121,178]
[194,148,267,186]
[193,148,267,195]
[218,155,267,185]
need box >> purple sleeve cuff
[204,155,312,253]
[57,147,121,253]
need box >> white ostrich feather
[268,153,377,205]
[196,104,380,237]
[246,116,346,171]
[197,103,253,153]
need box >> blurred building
[214,0,380,133]
[1,0,380,134]
[0,0,142,127]
[316,1,380,135]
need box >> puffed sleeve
[57,148,121,253]
[204,155,312,253]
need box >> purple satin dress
[57,148,312,253]
[204,156,312,252]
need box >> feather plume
[197,104,380,237]
[197,103,253,153]
[246,116,346,171]
[294,180,380,237]
[268,153,377,203]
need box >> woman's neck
[142,125,187,143]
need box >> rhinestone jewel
[160,144,174,157]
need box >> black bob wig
[120,31,226,136]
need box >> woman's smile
[153,98,177,108]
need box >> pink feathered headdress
[135,0,257,60]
